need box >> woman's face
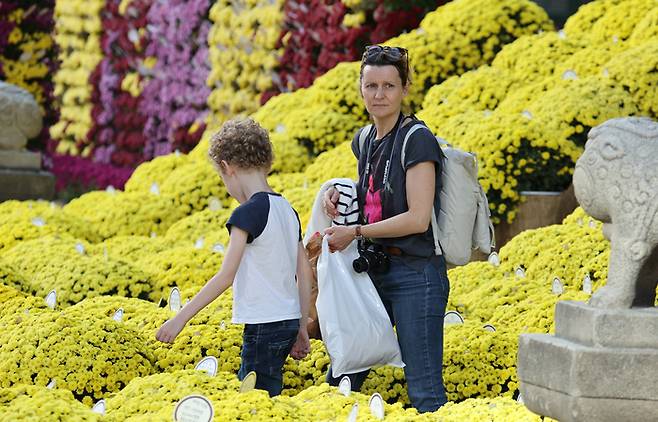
[360,64,408,120]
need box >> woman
[323,45,449,413]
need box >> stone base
[518,301,658,422]
[0,168,55,201]
[0,150,41,169]
[521,382,658,422]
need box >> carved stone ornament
[0,81,43,150]
[573,117,658,309]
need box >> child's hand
[156,318,185,343]
[290,327,310,360]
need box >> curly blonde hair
[208,118,273,171]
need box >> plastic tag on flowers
[46,379,56,389]
[173,395,214,422]
[369,393,385,420]
[113,308,124,322]
[219,321,226,330]
[517,394,525,404]
[75,242,85,255]
[347,404,359,422]
[487,252,500,267]
[208,197,222,211]
[552,277,564,295]
[194,237,204,249]
[31,217,45,227]
[588,219,597,229]
[444,311,464,325]
[169,288,182,313]
[239,371,257,393]
[338,376,351,396]
[105,185,116,195]
[583,274,593,294]
[45,290,57,310]
[212,243,225,254]
[195,356,218,377]
[515,266,526,278]
[92,400,106,415]
[483,324,496,332]
[150,182,160,195]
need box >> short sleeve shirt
[351,116,444,260]
[226,192,302,324]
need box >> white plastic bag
[316,237,404,377]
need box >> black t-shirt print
[351,117,444,259]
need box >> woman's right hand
[323,187,340,218]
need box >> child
[156,117,312,397]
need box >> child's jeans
[238,318,299,397]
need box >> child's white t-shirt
[226,192,302,324]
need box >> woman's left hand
[324,226,355,252]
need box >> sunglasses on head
[362,45,408,62]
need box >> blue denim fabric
[238,318,299,397]
[327,255,449,412]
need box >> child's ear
[219,160,232,175]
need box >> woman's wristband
[355,225,364,241]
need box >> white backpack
[359,123,495,265]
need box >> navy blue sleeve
[350,129,361,160]
[403,126,444,170]
[226,193,270,243]
[292,207,302,242]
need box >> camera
[353,243,390,274]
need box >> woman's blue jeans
[327,255,450,413]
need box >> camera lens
[352,256,369,273]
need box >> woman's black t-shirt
[350,116,444,263]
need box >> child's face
[218,162,239,199]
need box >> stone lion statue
[0,81,43,150]
[573,117,658,308]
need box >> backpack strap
[357,124,373,157]
[401,123,443,256]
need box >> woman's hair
[208,117,273,171]
[359,45,411,86]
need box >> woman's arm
[326,161,435,251]
[155,228,248,343]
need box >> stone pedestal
[518,301,658,422]
[0,168,55,201]
[0,150,41,170]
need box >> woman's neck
[373,112,402,139]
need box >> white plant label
[169,287,182,313]
[521,110,533,120]
[338,376,351,396]
[113,308,124,323]
[212,243,225,254]
[173,395,214,422]
[75,242,85,255]
[219,321,226,330]
[589,219,597,229]
[368,393,385,420]
[517,394,524,404]
[347,404,359,422]
[105,185,116,195]
[194,356,218,377]
[552,277,564,295]
[239,371,257,393]
[194,237,204,249]
[583,274,593,294]
[487,252,500,267]
[444,311,464,325]
[31,217,45,227]
[208,197,222,212]
[483,324,496,332]
[45,290,57,310]
[150,182,160,195]
[515,267,526,278]
[562,70,578,80]
[92,399,106,415]
[46,379,56,389]
[577,217,584,226]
